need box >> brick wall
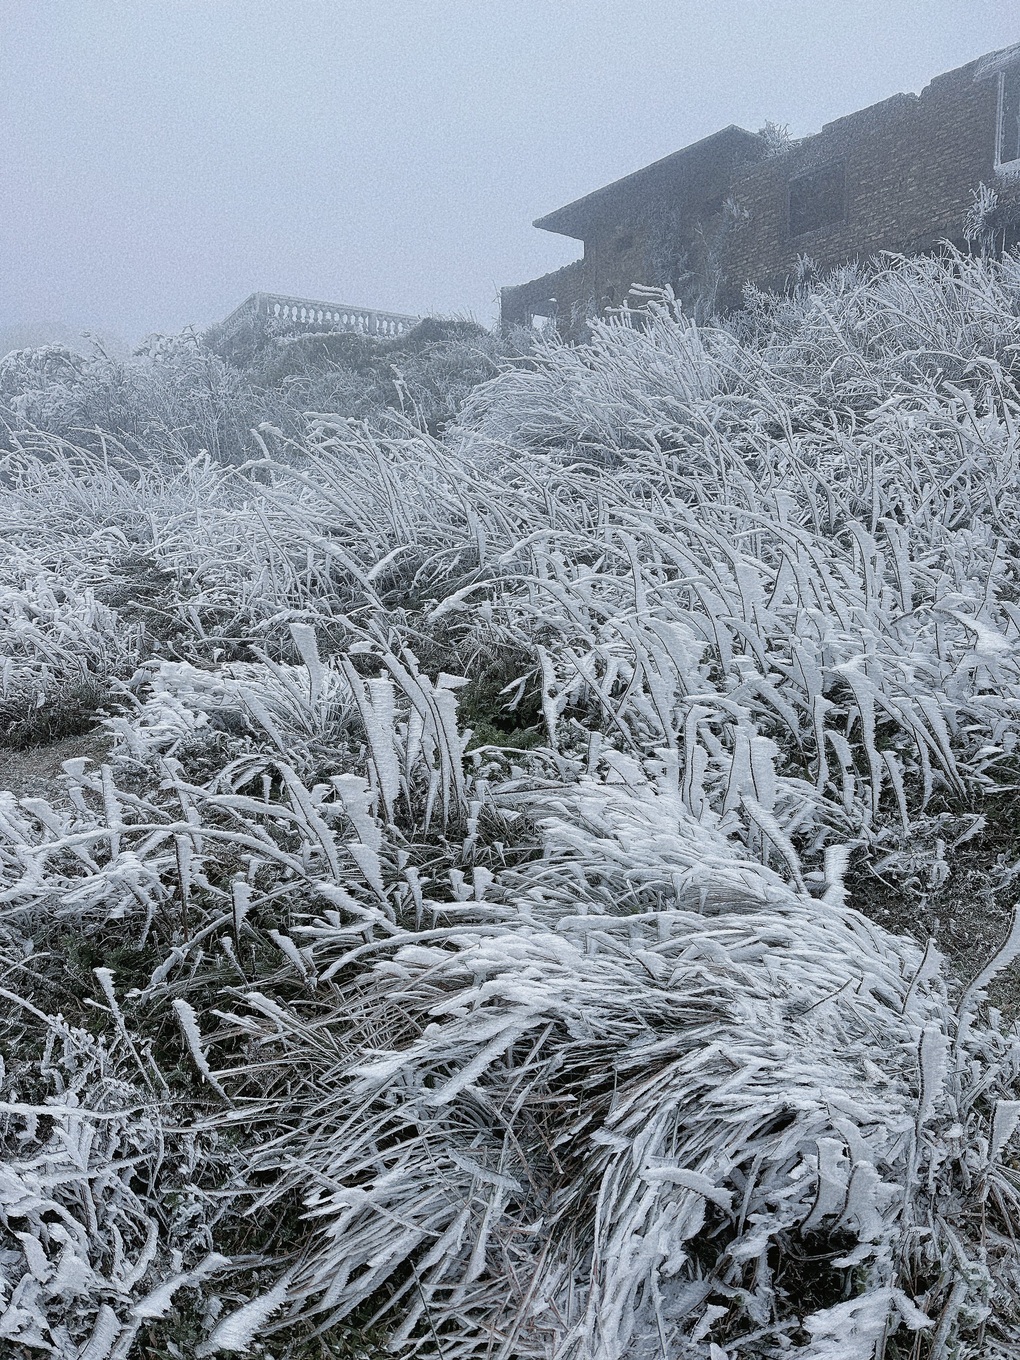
[721,56,1015,305]
[504,48,1020,337]
[576,131,765,316]
[499,260,588,332]
[501,128,765,335]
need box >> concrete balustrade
[219,292,420,341]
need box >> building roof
[533,124,764,240]
[974,43,1020,80]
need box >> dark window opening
[789,163,846,237]
[615,232,635,254]
[998,67,1020,168]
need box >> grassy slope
[0,257,1019,1357]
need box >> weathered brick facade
[502,45,1020,336]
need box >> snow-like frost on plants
[213,764,1020,1358]
[0,251,1019,1356]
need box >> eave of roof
[533,124,764,240]
[974,43,1020,80]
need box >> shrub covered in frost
[0,252,1018,1357]
[0,317,531,465]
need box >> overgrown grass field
[1,255,1020,1358]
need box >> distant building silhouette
[502,44,1020,335]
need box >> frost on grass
[0,1009,230,1358]
[0,251,1020,1357]
[210,766,1020,1359]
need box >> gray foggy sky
[2,0,1019,343]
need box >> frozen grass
[1,252,1020,1357]
[0,318,532,465]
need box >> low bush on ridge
[1,251,1020,1357]
[0,316,526,465]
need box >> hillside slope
[0,253,1019,1358]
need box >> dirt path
[0,730,112,800]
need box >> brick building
[501,43,1020,336]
